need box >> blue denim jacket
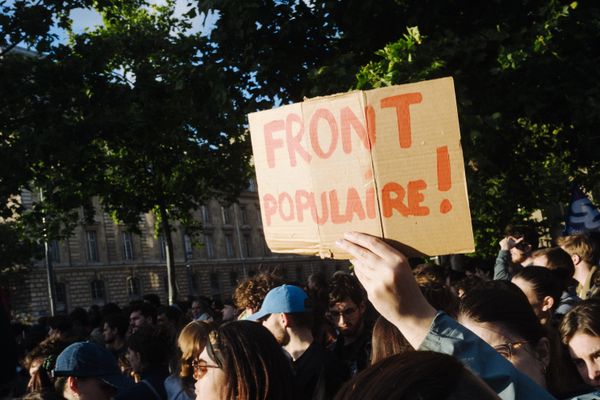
[419,312,556,400]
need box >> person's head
[193,320,294,400]
[248,285,312,346]
[101,314,128,346]
[560,299,600,389]
[126,325,168,373]
[458,280,550,389]
[511,267,563,325]
[327,274,366,338]
[335,351,500,400]
[48,315,72,339]
[557,233,599,268]
[370,316,412,365]
[128,301,156,332]
[156,305,182,332]
[178,321,210,384]
[530,247,575,289]
[190,300,206,320]
[53,342,132,400]
[142,294,161,309]
[505,224,539,264]
[232,272,284,315]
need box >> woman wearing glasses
[193,320,295,400]
[165,321,210,400]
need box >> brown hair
[206,320,294,400]
[335,351,498,400]
[233,272,283,312]
[557,233,599,265]
[370,316,412,365]
[178,320,210,379]
[560,298,600,345]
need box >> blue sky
[54,0,218,42]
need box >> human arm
[336,232,555,400]
[335,231,437,349]
[493,236,522,280]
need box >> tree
[202,0,600,258]
[1,0,251,303]
[354,0,600,257]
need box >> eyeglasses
[326,307,357,320]
[513,242,530,251]
[191,359,220,380]
[493,341,530,359]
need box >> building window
[221,206,232,225]
[55,282,67,313]
[242,234,251,257]
[91,279,105,301]
[49,240,60,263]
[122,232,134,260]
[204,234,214,258]
[229,271,238,287]
[86,231,99,262]
[247,178,257,192]
[158,235,167,260]
[183,234,193,260]
[127,277,141,297]
[210,272,221,301]
[225,234,235,258]
[201,205,211,224]
[240,206,248,225]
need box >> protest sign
[248,77,474,258]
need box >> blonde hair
[557,233,598,265]
[178,320,210,378]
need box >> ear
[541,295,554,312]
[281,313,291,328]
[534,337,551,372]
[67,376,79,395]
[359,301,366,315]
[571,254,581,266]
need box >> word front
[263,93,423,168]
[262,180,430,226]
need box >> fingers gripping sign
[336,232,438,349]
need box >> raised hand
[336,231,436,348]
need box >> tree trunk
[158,202,177,305]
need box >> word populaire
[262,93,423,169]
[258,92,455,226]
[261,147,452,227]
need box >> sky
[55,0,218,41]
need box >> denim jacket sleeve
[419,312,556,400]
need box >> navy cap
[248,285,308,321]
[54,342,133,390]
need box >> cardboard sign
[248,77,474,259]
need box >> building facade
[8,188,346,317]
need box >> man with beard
[494,225,539,281]
[102,313,128,358]
[326,274,371,376]
[250,285,349,400]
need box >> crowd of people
[1,227,600,400]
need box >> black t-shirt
[330,326,372,376]
[286,342,350,400]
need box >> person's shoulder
[565,390,600,400]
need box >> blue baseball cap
[54,342,133,390]
[248,285,308,321]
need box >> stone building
[8,186,346,317]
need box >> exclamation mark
[437,146,452,214]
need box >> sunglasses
[493,341,530,359]
[191,359,220,380]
